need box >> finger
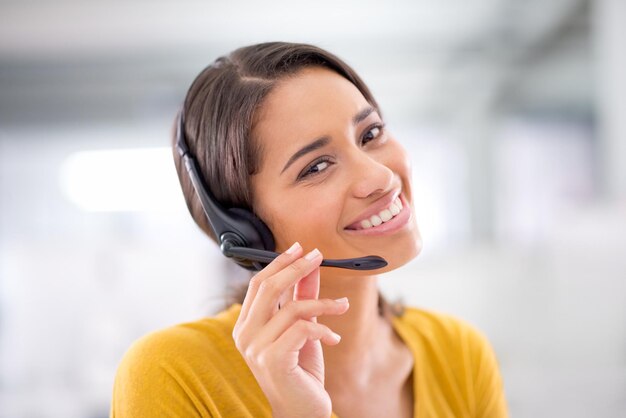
[294,265,320,302]
[246,248,323,329]
[252,298,349,348]
[239,242,303,322]
[293,265,320,323]
[276,283,296,315]
[272,319,341,355]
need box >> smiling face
[250,66,422,276]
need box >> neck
[317,272,389,378]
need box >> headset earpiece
[228,208,275,251]
[220,208,275,271]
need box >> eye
[361,123,385,145]
[297,157,334,181]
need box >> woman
[111,42,509,418]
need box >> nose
[349,151,395,199]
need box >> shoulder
[117,304,242,374]
[398,306,494,354]
[397,306,509,417]
[111,304,250,417]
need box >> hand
[232,242,350,418]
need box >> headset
[175,107,387,271]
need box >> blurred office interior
[1,0,625,417]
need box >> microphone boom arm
[222,246,387,271]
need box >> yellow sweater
[111,304,508,417]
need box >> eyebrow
[280,106,377,175]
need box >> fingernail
[304,248,321,261]
[285,242,301,254]
[334,297,348,304]
[331,331,341,342]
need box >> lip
[343,193,411,236]
[344,189,402,230]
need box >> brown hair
[171,41,403,317]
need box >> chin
[373,233,423,274]
[322,227,423,277]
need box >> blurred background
[1,0,625,416]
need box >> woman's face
[251,66,422,275]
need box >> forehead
[252,66,371,166]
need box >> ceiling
[0,0,592,129]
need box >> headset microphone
[175,108,388,271]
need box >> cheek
[386,139,413,194]
[263,193,342,251]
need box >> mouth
[343,192,411,236]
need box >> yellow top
[110,304,509,418]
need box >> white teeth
[389,203,400,216]
[379,209,392,222]
[355,195,405,229]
